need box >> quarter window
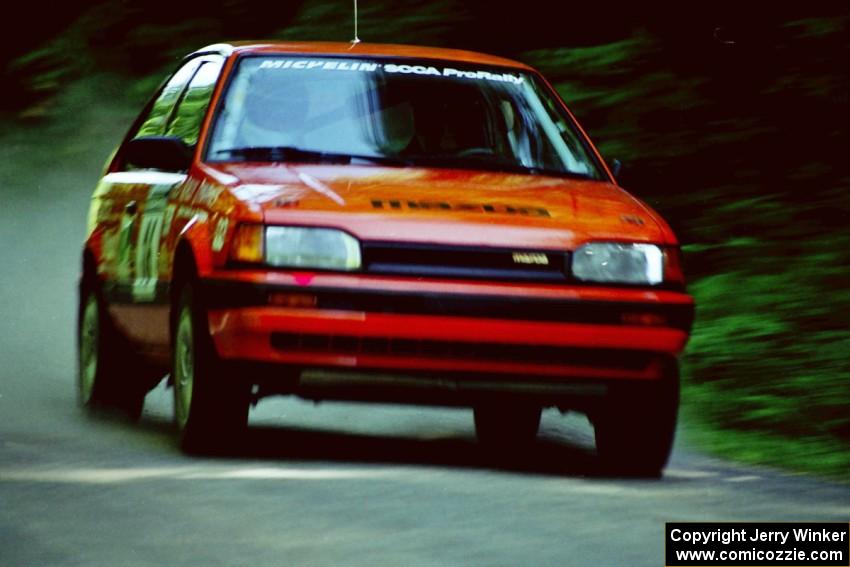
[165,60,223,147]
[133,60,202,139]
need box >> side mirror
[610,158,624,182]
[124,136,192,171]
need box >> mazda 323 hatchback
[78,41,694,476]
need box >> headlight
[265,226,361,271]
[572,243,663,285]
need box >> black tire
[77,283,146,420]
[593,358,680,477]
[172,282,250,454]
[474,404,542,446]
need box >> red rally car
[78,41,694,475]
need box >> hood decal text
[370,200,550,217]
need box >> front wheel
[77,285,146,420]
[593,359,680,477]
[172,283,250,453]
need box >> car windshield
[206,56,604,180]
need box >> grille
[362,242,569,282]
[271,332,653,370]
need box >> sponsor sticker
[211,218,229,252]
[370,199,550,217]
[259,59,524,85]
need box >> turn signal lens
[231,223,264,263]
[663,247,685,285]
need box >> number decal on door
[133,206,165,301]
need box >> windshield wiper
[211,146,412,167]
[212,146,592,179]
[404,153,594,180]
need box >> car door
[97,56,223,352]
[132,58,224,304]
[97,58,200,293]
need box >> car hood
[209,163,673,250]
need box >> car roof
[190,41,533,71]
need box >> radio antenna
[351,0,361,44]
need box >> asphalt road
[1,90,848,567]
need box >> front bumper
[201,271,693,384]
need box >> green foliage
[683,234,850,442]
[524,32,709,162]
[1,0,299,115]
[2,37,84,118]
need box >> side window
[132,60,202,139]
[165,60,223,147]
